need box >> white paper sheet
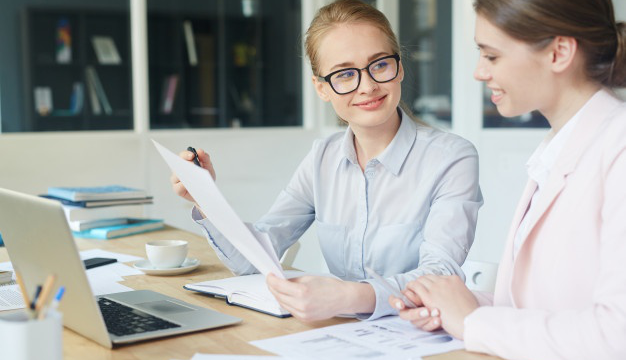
[0,284,25,311]
[250,316,464,360]
[0,249,139,308]
[190,355,298,360]
[79,248,143,263]
[152,140,285,278]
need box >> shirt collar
[526,107,583,186]
[340,108,417,176]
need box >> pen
[31,284,42,311]
[364,267,417,308]
[35,274,57,315]
[40,286,65,320]
[187,146,201,167]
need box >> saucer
[133,258,199,276]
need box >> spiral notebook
[184,271,306,318]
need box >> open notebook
[184,271,306,318]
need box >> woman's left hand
[406,275,479,339]
[266,274,370,322]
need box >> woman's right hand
[170,147,216,204]
[390,288,442,332]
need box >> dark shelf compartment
[22,7,133,132]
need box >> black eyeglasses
[317,54,401,95]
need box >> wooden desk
[0,226,501,360]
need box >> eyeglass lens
[330,56,398,94]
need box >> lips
[489,88,504,104]
[354,95,386,110]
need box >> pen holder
[0,309,63,360]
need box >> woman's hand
[170,147,216,204]
[389,291,442,332]
[406,275,479,339]
[266,274,375,322]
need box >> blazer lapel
[510,90,623,304]
[493,179,537,306]
[519,90,622,245]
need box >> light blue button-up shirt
[194,109,483,320]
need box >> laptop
[0,188,241,348]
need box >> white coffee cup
[145,240,188,269]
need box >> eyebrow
[329,52,391,72]
[475,42,498,52]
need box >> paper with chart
[152,140,285,278]
[250,316,463,360]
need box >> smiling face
[313,22,403,132]
[474,15,555,118]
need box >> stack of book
[0,270,12,285]
[42,185,164,239]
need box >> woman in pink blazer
[390,0,626,359]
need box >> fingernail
[433,318,439,326]
[419,309,429,318]
[431,309,440,317]
[395,301,403,309]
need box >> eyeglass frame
[316,53,401,95]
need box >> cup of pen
[0,308,63,360]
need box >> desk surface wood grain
[0,226,502,360]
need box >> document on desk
[0,249,141,309]
[250,316,463,360]
[189,355,305,360]
[152,140,285,278]
[0,282,25,311]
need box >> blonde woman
[172,0,482,322]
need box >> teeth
[362,99,377,106]
[492,89,503,96]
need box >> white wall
[0,128,329,272]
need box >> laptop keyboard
[98,298,181,336]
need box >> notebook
[0,188,241,348]
[184,271,307,318]
[47,185,148,201]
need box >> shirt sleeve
[193,147,317,276]
[361,138,483,320]
[463,139,626,360]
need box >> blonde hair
[305,0,426,125]
[305,0,399,77]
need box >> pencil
[35,274,57,316]
[14,269,32,310]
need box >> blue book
[40,194,153,208]
[73,219,164,239]
[47,185,148,201]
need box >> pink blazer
[464,90,626,360]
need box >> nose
[474,61,491,82]
[358,69,378,93]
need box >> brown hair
[305,0,426,125]
[473,0,626,88]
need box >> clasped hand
[389,275,479,340]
